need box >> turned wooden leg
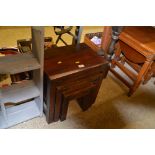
[108,26,124,61]
[128,59,153,96]
[111,43,122,68]
[114,43,122,60]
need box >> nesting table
[44,43,109,123]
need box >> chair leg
[55,35,62,45]
[143,71,153,84]
[60,37,68,46]
[128,59,153,96]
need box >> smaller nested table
[44,43,109,123]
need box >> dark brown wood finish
[44,43,109,123]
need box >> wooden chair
[110,26,155,96]
[17,37,53,53]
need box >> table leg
[54,88,62,121]
[60,96,69,121]
[45,78,56,123]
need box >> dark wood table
[44,43,109,123]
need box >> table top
[119,26,155,56]
[44,43,108,80]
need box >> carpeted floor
[1,26,155,129]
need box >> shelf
[0,52,40,74]
[0,111,8,128]
[0,27,44,128]
[0,80,40,104]
[0,100,40,128]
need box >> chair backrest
[53,26,75,46]
[17,37,53,53]
[54,26,73,35]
